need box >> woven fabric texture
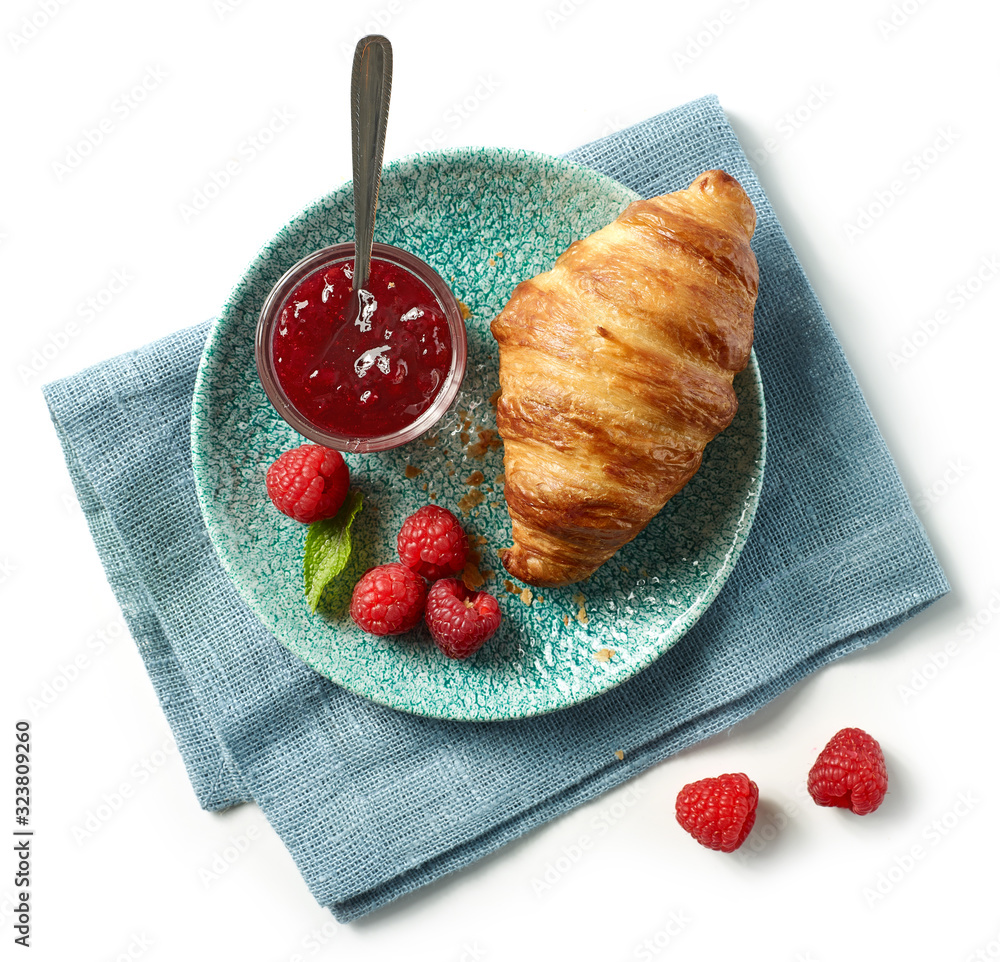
[44,95,948,921]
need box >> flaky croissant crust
[490,169,759,588]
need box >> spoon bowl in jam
[255,242,467,453]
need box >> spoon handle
[350,35,393,292]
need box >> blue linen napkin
[44,94,949,921]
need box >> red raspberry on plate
[424,579,501,659]
[675,772,759,853]
[397,504,469,580]
[807,727,888,815]
[266,444,350,524]
[349,563,427,636]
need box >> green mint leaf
[304,489,364,612]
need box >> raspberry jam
[259,245,464,449]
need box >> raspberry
[424,579,501,659]
[397,505,469,580]
[675,773,759,853]
[266,444,350,524]
[349,563,427,636]
[807,727,888,815]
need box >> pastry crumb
[594,648,615,662]
[404,465,422,479]
[421,434,438,446]
[460,430,471,445]
[421,482,428,491]
[429,491,437,500]
[489,388,502,408]
[563,614,570,627]
[465,470,485,486]
[457,489,485,514]
[457,300,472,320]
[614,750,625,761]
[488,258,495,267]
[494,471,505,485]
[520,587,533,606]
[468,428,502,459]
[462,561,485,590]
[504,580,517,594]
[572,592,589,624]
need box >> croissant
[490,169,758,588]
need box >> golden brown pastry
[490,169,758,588]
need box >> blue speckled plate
[191,147,766,721]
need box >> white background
[2,0,999,959]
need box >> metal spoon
[350,34,392,295]
[316,35,392,365]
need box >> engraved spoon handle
[351,35,393,291]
